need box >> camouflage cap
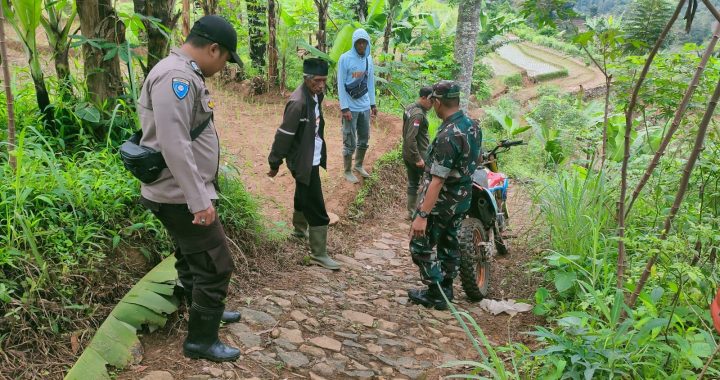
[430,80,460,99]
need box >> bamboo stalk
[0,1,16,170]
[618,0,687,295]
[627,73,720,310]
[625,22,720,217]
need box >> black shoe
[407,284,449,310]
[441,278,454,302]
[221,310,241,323]
[180,286,241,323]
[183,303,241,362]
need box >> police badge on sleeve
[172,78,190,100]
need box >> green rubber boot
[406,193,418,221]
[292,210,309,239]
[308,225,341,270]
[353,148,371,178]
[344,155,359,183]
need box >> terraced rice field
[495,44,562,77]
[480,41,604,104]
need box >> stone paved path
[126,190,541,380]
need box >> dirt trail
[120,186,542,380]
[211,83,403,224]
[113,88,547,380]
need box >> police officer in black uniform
[138,15,242,362]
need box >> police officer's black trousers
[294,165,330,227]
[141,197,234,308]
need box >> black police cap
[303,58,329,76]
[190,15,241,64]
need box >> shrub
[533,68,569,82]
[504,73,524,88]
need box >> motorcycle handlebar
[500,140,525,148]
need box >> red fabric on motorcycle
[487,171,506,188]
[712,287,720,334]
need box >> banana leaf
[64,256,179,380]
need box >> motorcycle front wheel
[459,217,493,301]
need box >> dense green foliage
[3,0,720,377]
[484,22,720,380]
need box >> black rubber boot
[183,303,241,362]
[407,283,449,310]
[182,287,241,323]
[441,278,454,302]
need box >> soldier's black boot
[183,303,241,362]
[441,278,454,302]
[407,283,449,310]
[181,287,241,323]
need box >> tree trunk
[41,5,75,96]
[267,0,278,85]
[200,0,216,16]
[281,53,286,92]
[76,0,125,105]
[182,0,190,36]
[453,0,482,111]
[29,54,52,125]
[0,2,16,170]
[357,0,367,22]
[315,0,329,52]
[247,0,267,68]
[382,9,393,54]
[133,0,181,76]
[601,75,611,166]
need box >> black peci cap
[190,15,241,64]
[303,58,329,76]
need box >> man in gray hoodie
[337,28,377,183]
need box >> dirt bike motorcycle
[459,139,524,301]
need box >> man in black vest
[267,58,341,270]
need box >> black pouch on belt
[120,115,213,184]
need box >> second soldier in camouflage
[408,80,481,310]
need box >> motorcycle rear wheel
[459,218,493,301]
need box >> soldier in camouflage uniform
[408,80,481,310]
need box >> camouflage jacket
[418,110,481,219]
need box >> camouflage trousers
[409,213,464,284]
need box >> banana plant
[297,0,390,66]
[527,115,565,166]
[2,0,53,126]
[39,0,76,95]
[485,107,531,139]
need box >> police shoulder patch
[172,78,190,100]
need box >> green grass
[533,68,570,82]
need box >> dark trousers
[409,213,464,284]
[141,197,234,308]
[404,160,424,196]
[294,165,330,226]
